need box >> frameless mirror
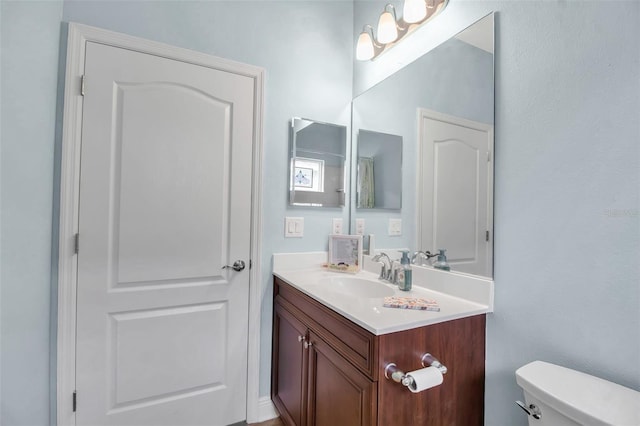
[350,13,494,278]
[356,130,402,210]
[290,117,347,207]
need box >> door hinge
[249,259,252,269]
[80,75,85,96]
[487,151,491,162]
[486,230,490,242]
[74,233,79,254]
[72,391,77,412]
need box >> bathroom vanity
[271,258,490,426]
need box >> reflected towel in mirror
[358,157,375,208]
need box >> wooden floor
[230,414,283,426]
[248,418,283,426]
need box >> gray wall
[356,1,639,425]
[1,2,64,425]
[1,1,638,426]
[487,3,639,423]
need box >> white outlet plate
[285,217,304,237]
[355,218,365,235]
[388,218,402,236]
[332,218,343,235]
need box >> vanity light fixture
[403,0,429,23]
[357,0,448,61]
[356,25,383,61]
[377,4,401,44]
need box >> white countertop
[273,252,492,335]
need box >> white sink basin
[318,276,395,298]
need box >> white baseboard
[257,396,278,422]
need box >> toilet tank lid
[516,361,640,426]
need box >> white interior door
[75,41,255,426]
[418,109,493,277]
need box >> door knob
[222,260,246,272]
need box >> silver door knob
[222,260,246,272]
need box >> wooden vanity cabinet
[306,330,377,426]
[272,283,377,426]
[271,277,486,426]
[272,302,308,426]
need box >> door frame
[56,22,265,426]
[415,108,494,274]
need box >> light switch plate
[332,218,343,235]
[388,218,402,236]
[355,218,365,235]
[285,217,304,237]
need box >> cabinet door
[272,301,308,426]
[377,315,486,426]
[306,332,376,426]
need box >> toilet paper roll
[406,366,444,393]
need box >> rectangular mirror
[356,129,402,210]
[290,117,347,207]
[350,13,494,278]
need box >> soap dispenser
[433,249,450,271]
[397,250,412,291]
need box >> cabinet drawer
[275,277,378,380]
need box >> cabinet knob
[304,341,313,349]
[297,335,306,343]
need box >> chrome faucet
[371,252,392,281]
[412,250,437,266]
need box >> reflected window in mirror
[290,117,347,208]
[292,157,324,193]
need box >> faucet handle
[389,260,401,284]
[372,252,387,262]
[378,263,388,280]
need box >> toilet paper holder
[384,353,448,388]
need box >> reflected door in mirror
[417,109,493,277]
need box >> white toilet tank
[515,361,640,426]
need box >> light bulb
[377,10,398,44]
[403,0,427,24]
[356,30,375,61]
